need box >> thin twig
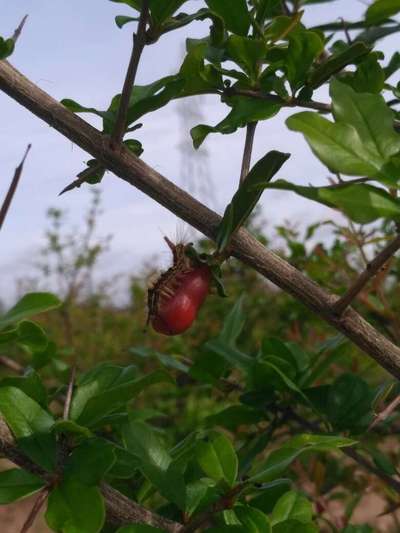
[286,407,400,494]
[333,233,400,315]
[239,122,257,185]
[232,88,333,113]
[111,0,150,146]
[0,144,31,231]
[368,394,400,432]
[12,15,29,44]
[340,17,352,44]
[19,488,49,533]
[0,355,24,374]
[63,365,76,420]
[60,0,149,193]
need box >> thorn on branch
[63,365,76,420]
[58,161,104,196]
[0,144,31,231]
[12,14,29,44]
[368,394,400,432]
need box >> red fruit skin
[152,266,211,336]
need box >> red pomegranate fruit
[147,239,211,336]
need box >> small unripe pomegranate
[147,239,211,336]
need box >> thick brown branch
[333,233,400,315]
[102,484,182,532]
[0,144,31,231]
[1,60,400,378]
[0,418,183,532]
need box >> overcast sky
[1,0,399,303]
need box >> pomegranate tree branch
[20,488,49,533]
[60,0,149,194]
[0,355,24,374]
[0,417,183,532]
[232,88,400,131]
[1,60,400,378]
[111,0,149,145]
[0,144,31,231]
[239,122,257,185]
[333,233,400,315]
[286,407,400,494]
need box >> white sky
[1,0,399,303]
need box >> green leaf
[226,36,267,80]
[45,478,105,533]
[0,293,61,330]
[16,320,48,352]
[151,0,188,26]
[331,79,400,164]
[0,37,15,59]
[0,387,56,471]
[203,338,253,372]
[185,478,216,516]
[284,30,324,91]
[288,78,400,182]
[366,0,400,24]
[264,180,400,224]
[52,420,93,438]
[327,373,373,430]
[0,469,44,504]
[115,15,139,28]
[216,150,289,252]
[285,434,357,449]
[271,491,313,525]
[122,420,186,509]
[196,432,238,487]
[235,505,272,532]
[205,0,251,36]
[64,439,116,485]
[191,97,280,148]
[250,434,354,483]
[219,295,246,347]
[179,41,223,97]
[205,405,264,430]
[308,42,369,89]
[1,369,48,408]
[71,364,172,427]
[342,53,385,94]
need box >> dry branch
[1,60,400,378]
